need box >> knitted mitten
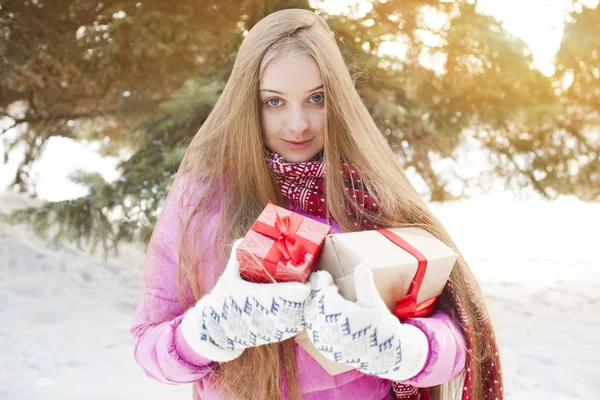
[304,264,429,380]
[181,239,311,362]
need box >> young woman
[131,9,502,400]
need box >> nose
[288,105,309,135]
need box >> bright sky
[310,0,600,76]
[0,131,123,201]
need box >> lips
[283,139,312,145]
[282,138,313,150]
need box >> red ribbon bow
[249,203,318,280]
[272,211,308,265]
[376,229,439,321]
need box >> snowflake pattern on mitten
[180,238,312,362]
[303,267,429,381]
[304,286,403,376]
[200,294,305,351]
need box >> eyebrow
[259,84,324,95]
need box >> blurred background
[0,0,598,399]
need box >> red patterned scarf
[266,151,380,230]
[266,151,503,400]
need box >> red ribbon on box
[377,229,439,320]
[249,203,319,279]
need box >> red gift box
[237,202,331,283]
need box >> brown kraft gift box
[295,227,458,375]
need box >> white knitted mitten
[181,239,311,362]
[304,264,429,380]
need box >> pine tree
[1,0,597,253]
[553,1,600,201]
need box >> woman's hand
[181,239,311,362]
[303,264,429,381]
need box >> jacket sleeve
[130,177,222,384]
[396,310,467,387]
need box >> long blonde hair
[174,9,501,400]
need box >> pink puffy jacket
[131,179,466,399]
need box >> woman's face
[259,51,326,163]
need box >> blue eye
[266,98,282,107]
[310,94,324,104]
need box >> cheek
[260,111,278,141]
[311,110,326,138]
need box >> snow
[430,194,600,399]
[1,188,599,399]
[0,191,192,400]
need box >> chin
[280,149,322,163]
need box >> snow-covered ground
[0,192,192,400]
[1,188,599,400]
